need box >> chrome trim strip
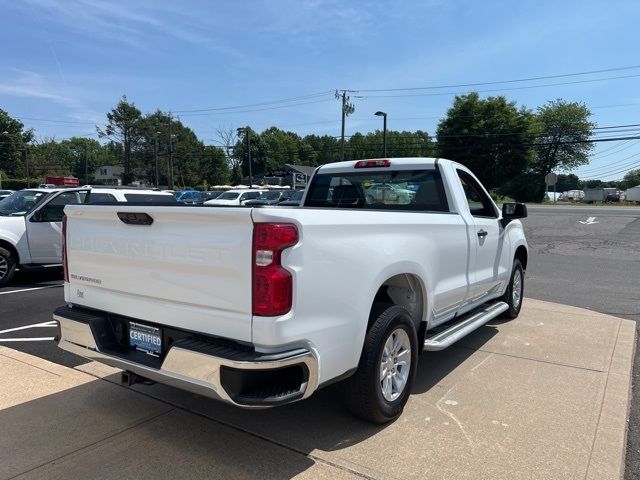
[54,315,319,407]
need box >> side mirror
[501,203,527,226]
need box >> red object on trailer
[45,176,80,187]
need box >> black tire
[501,259,524,319]
[0,246,17,288]
[344,304,418,424]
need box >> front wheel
[343,304,418,424]
[0,247,17,288]
[501,259,524,319]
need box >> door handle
[477,229,488,238]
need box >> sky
[1,0,639,180]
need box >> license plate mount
[129,322,162,357]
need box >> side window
[87,193,117,204]
[456,171,496,218]
[38,191,87,222]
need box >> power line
[173,91,334,113]
[347,65,640,92]
[357,74,640,98]
[581,161,640,179]
[177,98,335,117]
[589,139,640,159]
[578,151,640,174]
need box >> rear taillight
[252,223,298,316]
[61,215,69,282]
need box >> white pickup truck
[54,158,528,423]
[0,187,175,286]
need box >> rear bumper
[54,305,318,407]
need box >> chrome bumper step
[423,301,508,351]
[53,305,319,408]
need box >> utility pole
[247,131,252,187]
[24,149,30,188]
[168,112,174,190]
[336,90,355,162]
[375,111,388,157]
[84,142,88,185]
[154,134,159,188]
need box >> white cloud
[0,68,103,125]
[17,0,247,61]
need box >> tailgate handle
[117,212,154,226]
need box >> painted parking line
[0,337,54,343]
[0,321,57,342]
[0,284,63,295]
[0,321,57,335]
[0,337,55,342]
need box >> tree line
[1,93,637,200]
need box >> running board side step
[423,301,508,351]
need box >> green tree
[533,99,595,176]
[555,173,581,191]
[0,109,34,178]
[97,96,142,184]
[622,169,640,189]
[199,146,230,185]
[233,127,270,180]
[436,93,537,189]
[302,134,340,165]
[64,137,102,182]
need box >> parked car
[243,189,297,206]
[182,191,224,205]
[277,189,305,206]
[0,190,14,199]
[364,182,415,205]
[203,189,265,206]
[55,158,528,423]
[0,186,175,286]
[173,189,199,202]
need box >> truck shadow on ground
[0,325,498,479]
[124,324,500,454]
[8,268,62,288]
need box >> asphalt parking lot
[1,204,639,479]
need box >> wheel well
[515,245,527,270]
[370,274,424,334]
[0,240,19,264]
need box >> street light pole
[237,127,252,187]
[375,111,388,157]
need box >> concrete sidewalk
[0,299,635,480]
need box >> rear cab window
[305,169,449,212]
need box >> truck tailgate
[64,205,254,342]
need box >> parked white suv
[203,189,265,206]
[0,186,175,286]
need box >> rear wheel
[0,247,17,287]
[344,304,418,424]
[501,259,524,319]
